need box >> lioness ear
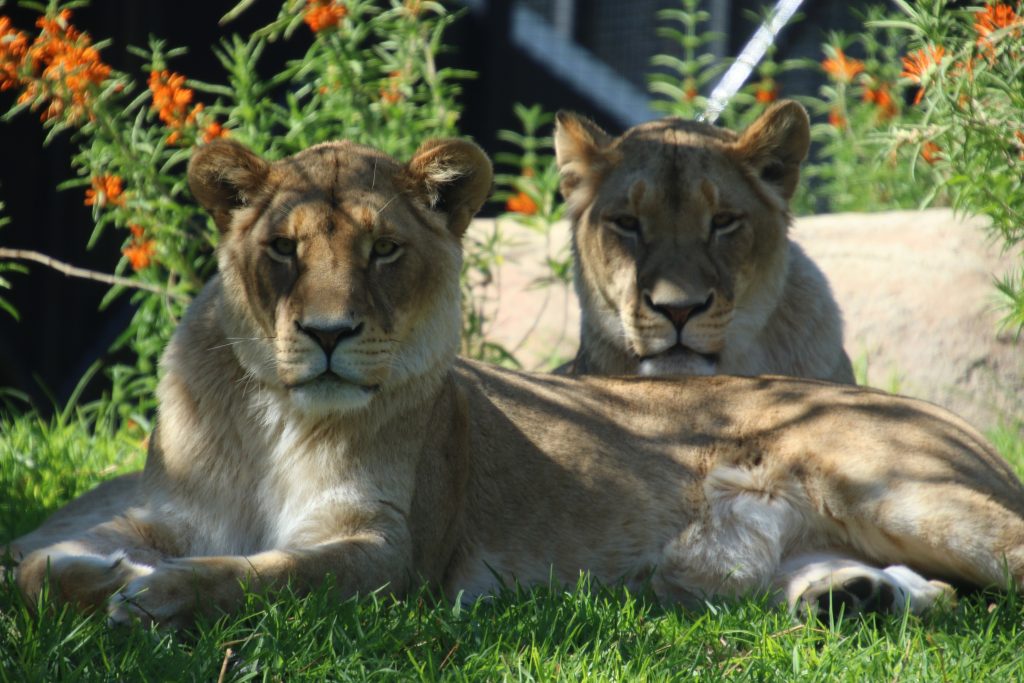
[734,100,810,201]
[554,111,613,201]
[188,140,271,232]
[406,138,493,237]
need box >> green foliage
[647,0,722,119]
[877,0,1024,331]
[797,7,943,215]
[989,421,1024,473]
[647,0,804,130]
[493,104,564,231]
[0,203,26,320]
[489,103,573,369]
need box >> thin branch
[0,247,189,301]
[217,647,234,683]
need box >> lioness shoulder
[554,101,854,383]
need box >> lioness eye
[269,237,297,258]
[372,238,400,260]
[609,215,640,236]
[710,212,739,232]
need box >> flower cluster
[304,0,347,33]
[84,175,125,208]
[1,10,111,123]
[123,225,156,271]
[900,45,945,105]
[505,168,538,215]
[820,46,900,127]
[380,70,403,105]
[148,69,226,144]
[861,81,896,119]
[974,3,1022,55]
[754,77,777,104]
[822,48,864,84]
[505,191,537,215]
[0,17,29,92]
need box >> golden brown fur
[554,101,854,382]
[7,137,1024,628]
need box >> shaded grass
[2,410,1024,681]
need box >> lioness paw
[108,559,209,628]
[108,557,247,628]
[16,549,152,612]
[793,565,956,621]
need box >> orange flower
[822,48,864,84]
[828,108,846,129]
[506,191,537,215]
[1015,131,1024,161]
[0,16,29,92]
[14,9,111,122]
[974,4,1022,53]
[862,82,897,119]
[202,120,228,143]
[920,141,940,164]
[380,70,403,104]
[124,224,155,271]
[755,78,778,104]
[682,76,698,102]
[149,69,205,144]
[901,45,945,105]
[123,240,156,271]
[304,0,347,32]
[84,175,125,208]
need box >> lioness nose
[660,304,697,329]
[644,293,714,331]
[296,321,363,354]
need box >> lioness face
[188,139,492,416]
[555,102,810,375]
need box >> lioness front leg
[15,514,170,613]
[108,532,413,629]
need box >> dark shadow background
[0,0,866,411]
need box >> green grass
[2,410,1024,681]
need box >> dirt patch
[468,209,1023,434]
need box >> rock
[793,208,1022,434]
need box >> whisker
[209,336,276,352]
[376,191,404,216]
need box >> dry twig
[0,247,189,301]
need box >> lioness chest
[144,376,413,557]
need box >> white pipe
[701,0,806,124]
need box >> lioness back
[554,101,854,383]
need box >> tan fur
[8,138,1024,628]
[554,101,854,382]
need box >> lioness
[554,101,854,382]
[7,137,1024,629]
